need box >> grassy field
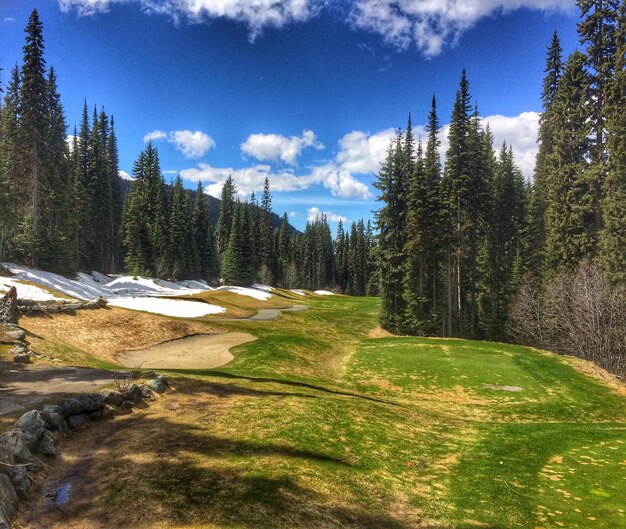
[16,295,626,529]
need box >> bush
[508,261,626,376]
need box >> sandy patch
[117,332,257,369]
[483,384,523,392]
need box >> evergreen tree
[544,52,595,271]
[216,175,236,259]
[221,201,254,286]
[599,1,626,282]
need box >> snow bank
[108,297,225,318]
[252,284,274,292]
[289,289,306,296]
[0,276,65,301]
[217,286,273,301]
[314,290,334,296]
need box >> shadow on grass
[170,369,401,407]
[22,414,422,529]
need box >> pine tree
[530,31,564,273]
[216,175,236,259]
[107,115,122,272]
[544,52,595,271]
[221,201,254,286]
[599,1,626,282]
[17,9,48,266]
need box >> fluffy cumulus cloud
[336,128,396,174]
[180,160,372,200]
[60,0,320,39]
[59,0,573,54]
[144,129,215,158]
[307,207,349,223]
[349,0,574,56]
[481,111,540,178]
[241,130,323,166]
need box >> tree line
[375,0,625,373]
[0,9,377,292]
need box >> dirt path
[222,304,309,321]
[116,332,257,369]
[0,363,120,416]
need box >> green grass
[31,295,626,529]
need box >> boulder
[118,401,134,414]
[46,306,60,315]
[40,405,64,429]
[12,352,31,364]
[90,409,103,420]
[137,384,153,400]
[76,393,104,412]
[8,344,27,356]
[123,383,143,402]
[67,414,88,430]
[147,379,166,394]
[1,464,30,499]
[101,389,124,407]
[156,374,170,387]
[5,329,26,341]
[95,296,108,308]
[82,302,99,310]
[60,306,77,315]
[63,303,83,311]
[35,430,57,457]
[0,430,34,465]
[0,287,18,325]
[58,398,84,418]
[14,411,46,450]
[0,474,17,524]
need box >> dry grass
[20,308,221,364]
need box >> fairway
[17,296,626,529]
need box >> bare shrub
[257,263,274,286]
[508,261,626,376]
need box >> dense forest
[375,0,625,373]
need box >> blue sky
[0,0,581,230]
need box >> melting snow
[217,286,272,300]
[108,297,224,318]
[314,290,334,296]
[0,276,65,301]
[289,289,306,296]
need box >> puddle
[54,482,72,504]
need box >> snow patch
[252,284,274,292]
[217,286,273,300]
[108,297,225,318]
[0,276,65,301]
[314,290,334,296]
[289,289,306,296]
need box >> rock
[76,393,104,412]
[141,371,157,379]
[12,352,31,364]
[2,465,30,498]
[67,414,88,429]
[46,306,60,315]
[60,306,76,315]
[8,343,27,355]
[58,398,84,418]
[156,374,170,387]
[0,287,18,325]
[147,379,166,394]
[14,411,46,450]
[82,302,99,310]
[0,474,17,523]
[0,430,35,497]
[90,409,103,420]
[118,401,134,414]
[5,329,26,341]
[137,384,153,399]
[123,383,143,402]
[35,430,57,457]
[40,405,65,429]
[63,302,83,311]
[95,296,108,308]
[101,389,124,407]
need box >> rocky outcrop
[17,297,108,317]
[0,288,18,325]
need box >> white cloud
[350,0,574,56]
[336,128,396,174]
[119,170,133,180]
[2,17,16,23]
[144,129,215,159]
[60,0,320,39]
[143,130,167,142]
[59,0,123,16]
[241,130,323,166]
[481,111,540,178]
[170,130,215,158]
[307,207,349,223]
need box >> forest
[1,2,624,373]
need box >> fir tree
[216,175,236,259]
